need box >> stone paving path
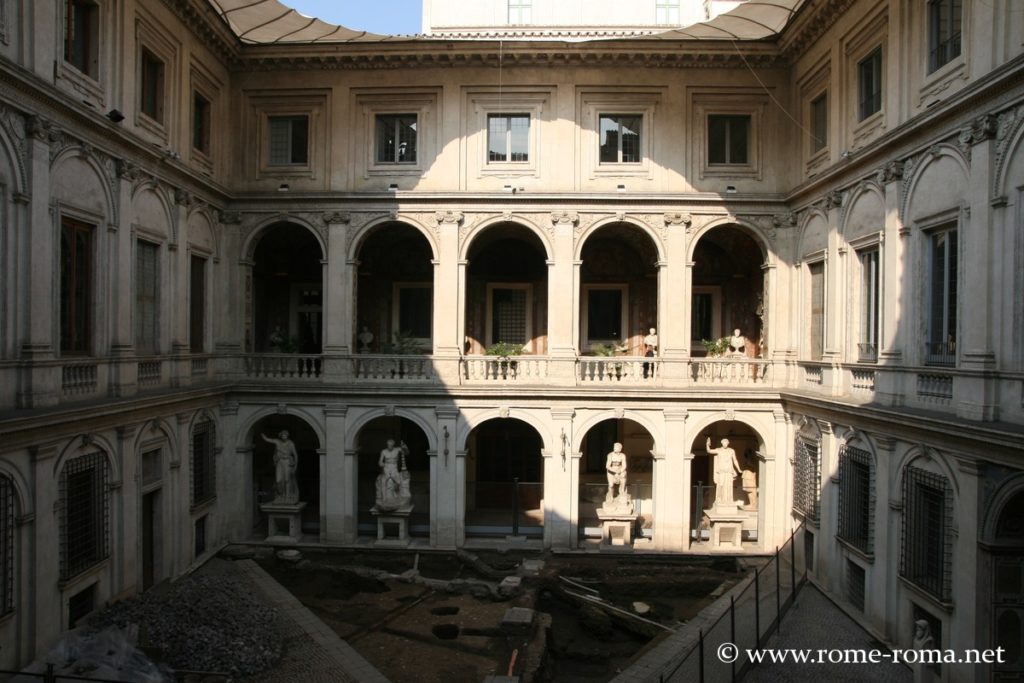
[743,584,911,683]
[236,560,391,683]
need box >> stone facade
[0,0,1023,679]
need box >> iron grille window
[858,48,883,121]
[599,114,642,164]
[793,436,820,521]
[901,466,953,602]
[928,0,962,73]
[375,114,417,164]
[847,560,866,611]
[837,444,873,554]
[191,421,216,506]
[0,475,12,616]
[59,452,110,581]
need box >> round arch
[902,144,970,221]
[794,208,831,259]
[238,405,325,450]
[457,409,553,454]
[995,114,1024,196]
[836,427,879,463]
[130,182,176,241]
[52,433,121,482]
[687,217,772,265]
[0,461,32,517]
[459,216,553,261]
[981,473,1024,543]
[840,182,886,240]
[348,216,439,262]
[687,413,771,455]
[0,122,27,194]
[345,408,439,452]
[51,147,118,224]
[574,216,665,262]
[186,408,220,443]
[241,216,326,262]
[572,410,664,454]
[186,206,221,259]
[892,444,961,499]
[131,417,179,457]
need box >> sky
[281,0,423,35]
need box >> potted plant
[590,340,627,378]
[485,341,524,378]
[382,330,424,378]
[701,336,730,357]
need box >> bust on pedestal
[259,431,306,543]
[596,443,639,547]
[371,439,414,545]
[704,437,745,548]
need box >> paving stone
[501,607,535,632]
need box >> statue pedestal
[371,505,414,547]
[596,506,639,547]
[706,504,745,549]
[261,501,307,544]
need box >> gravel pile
[88,561,282,677]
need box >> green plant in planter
[701,336,731,357]
[382,330,424,355]
[485,341,525,358]
[590,341,627,356]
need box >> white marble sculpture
[643,328,658,354]
[358,326,374,353]
[375,439,412,511]
[261,431,300,504]
[603,442,632,511]
[728,328,746,355]
[706,437,742,507]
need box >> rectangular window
[846,560,866,612]
[135,240,160,355]
[811,93,828,153]
[491,288,528,346]
[191,421,216,506]
[140,448,162,487]
[60,218,93,355]
[708,115,750,165]
[809,261,825,360]
[656,0,680,24]
[0,476,12,616]
[189,255,206,353]
[692,292,714,344]
[858,248,880,361]
[793,437,821,522]
[60,451,109,581]
[927,226,957,366]
[192,92,211,155]
[901,467,953,602]
[139,48,165,123]
[194,516,207,558]
[65,0,99,78]
[268,115,309,165]
[487,114,530,163]
[858,48,883,121]
[375,114,418,164]
[599,114,642,164]
[928,0,962,73]
[508,0,531,24]
[68,584,96,628]
[837,445,873,553]
[396,285,432,341]
[585,287,626,346]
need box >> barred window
[846,560,866,612]
[838,444,874,554]
[901,466,953,602]
[60,452,110,581]
[191,421,216,506]
[0,475,13,615]
[793,436,821,521]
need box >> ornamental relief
[0,105,27,189]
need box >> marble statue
[268,324,286,351]
[605,442,630,506]
[261,431,300,504]
[707,437,742,507]
[912,619,936,683]
[643,328,658,354]
[728,328,746,355]
[375,439,412,511]
[358,326,374,353]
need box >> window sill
[837,537,874,563]
[366,165,425,177]
[897,575,954,613]
[136,112,167,142]
[919,58,966,107]
[703,163,760,180]
[58,558,110,591]
[190,497,216,515]
[57,63,104,107]
[851,110,885,148]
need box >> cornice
[778,0,860,60]
[160,0,240,63]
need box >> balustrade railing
[461,356,549,382]
[917,372,953,402]
[244,354,322,379]
[690,358,770,385]
[352,355,433,381]
[62,362,98,396]
[577,356,659,384]
[137,360,162,386]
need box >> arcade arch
[354,416,431,538]
[464,418,545,537]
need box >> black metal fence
[655,526,808,683]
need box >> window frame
[707,114,751,166]
[810,92,828,155]
[189,253,207,353]
[856,245,881,362]
[928,0,962,74]
[139,47,165,125]
[486,283,534,351]
[692,93,765,180]
[579,90,661,179]
[837,443,874,556]
[793,434,821,522]
[134,17,177,141]
[192,90,211,157]
[60,216,95,357]
[857,47,883,122]
[691,285,722,348]
[267,114,310,167]
[64,0,100,80]
[924,223,958,367]
[806,257,826,361]
[900,465,954,604]
[59,451,110,583]
[507,0,531,25]
[598,113,643,165]
[134,238,161,356]
[190,420,216,508]
[391,282,433,348]
[487,113,531,164]
[374,113,419,165]
[581,283,629,351]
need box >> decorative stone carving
[322,211,351,225]
[116,158,142,181]
[772,213,797,229]
[374,439,412,512]
[434,210,464,225]
[174,188,193,207]
[550,210,579,226]
[824,190,843,210]
[967,114,998,144]
[876,160,904,184]
[663,212,691,227]
[219,210,242,224]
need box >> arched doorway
[578,223,658,356]
[691,226,765,356]
[465,418,544,537]
[249,414,320,535]
[992,490,1024,678]
[465,224,548,355]
[355,416,431,538]
[577,418,655,545]
[354,223,434,352]
[250,223,323,353]
[690,420,762,545]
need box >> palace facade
[0,0,1022,679]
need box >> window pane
[620,116,641,163]
[193,93,211,153]
[509,115,529,162]
[692,292,713,341]
[397,115,417,163]
[811,94,827,152]
[290,116,308,164]
[728,116,749,164]
[136,241,159,354]
[61,219,92,354]
[375,116,396,163]
[140,49,164,122]
[269,118,291,164]
[809,262,825,359]
[398,287,432,339]
[599,116,618,163]
[708,116,727,164]
[587,289,622,341]
[190,255,206,352]
[492,288,527,345]
[488,115,509,162]
[858,49,882,120]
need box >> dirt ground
[258,550,742,683]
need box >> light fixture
[107,109,125,123]
[841,149,852,159]
[277,183,289,192]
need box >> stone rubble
[87,562,282,678]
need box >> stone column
[31,443,61,640]
[341,448,359,543]
[948,456,981,680]
[547,212,578,360]
[322,212,352,355]
[547,409,575,548]
[455,449,467,547]
[659,409,689,551]
[19,118,57,408]
[214,212,244,357]
[876,162,906,406]
[321,405,347,542]
[822,193,843,394]
[107,160,139,398]
[169,191,192,387]
[431,407,459,548]
[869,436,896,626]
[957,117,999,420]
[661,213,691,383]
[432,212,463,383]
